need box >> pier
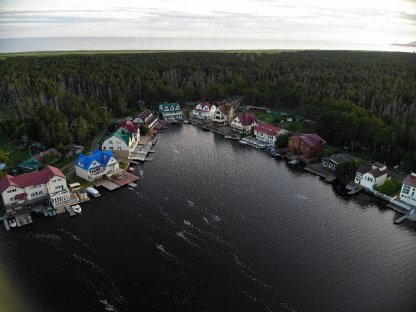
[304,164,336,183]
[65,206,76,217]
[3,219,10,231]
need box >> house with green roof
[159,102,184,122]
[101,127,138,159]
[16,156,43,174]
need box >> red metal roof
[120,120,140,134]
[404,174,416,188]
[195,102,214,110]
[235,113,257,126]
[0,165,66,194]
[255,122,283,136]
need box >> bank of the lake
[0,124,415,312]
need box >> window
[402,185,410,194]
[109,140,113,144]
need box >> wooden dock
[65,206,76,217]
[394,214,408,224]
[128,182,137,187]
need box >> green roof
[159,102,181,110]
[17,156,42,173]
[107,128,132,145]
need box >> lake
[1,124,415,312]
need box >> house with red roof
[288,133,326,159]
[213,101,235,125]
[0,165,72,209]
[254,122,288,145]
[231,113,257,133]
[192,102,217,120]
[119,120,140,141]
[400,173,416,207]
[354,162,390,190]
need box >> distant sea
[0,37,414,53]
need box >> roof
[137,110,153,121]
[0,165,66,194]
[75,150,116,170]
[322,153,352,165]
[357,165,370,174]
[106,128,133,145]
[66,144,84,152]
[195,102,214,110]
[255,122,284,136]
[235,113,257,126]
[291,133,326,147]
[159,103,181,110]
[368,168,387,178]
[217,102,233,114]
[404,174,416,188]
[17,156,42,170]
[120,120,140,134]
[33,148,61,162]
[372,162,386,169]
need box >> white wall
[102,136,130,152]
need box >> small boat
[183,119,190,124]
[86,187,100,198]
[72,205,82,214]
[288,159,301,165]
[8,217,17,228]
[224,135,233,139]
[238,140,248,145]
[200,125,210,131]
[47,206,56,216]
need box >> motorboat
[72,205,82,214]
[288,159,301,165]
[8,217,17,228]
[86,187,101,198]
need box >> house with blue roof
[159,103,184,122]
[75,150,119,182]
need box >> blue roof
[75,150,116,170]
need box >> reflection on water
[0,125,415,312]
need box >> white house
[192,102,216,120]
[213,101,235,125]
[159,103,184,122]
[254,122,288,145]
[75,150,119,182]
[354,162,389,190]
[102,127,138,159]
[0,165,72,209]
[231,113,257,132]
[400,173,416,207]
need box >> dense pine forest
[0,51,415,170]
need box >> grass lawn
[0,129,30,166]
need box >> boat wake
[99,299,117,312]
[176,231,200,248]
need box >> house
[354,162,389,190]
[322,153,352,171]
[192,102,217,120]
[119,120,141,141]
[33,148,61,163]
[0,165,72,209]
[101,127,138,159]
[231,113,257,132]
[254,122,288,145]
[16,156,43,174]
[75,150,119,182]
[133,110,159,128]
[213,101,235,125]
[65,144,84,158]
[159,103,184,122]
[288,133,326,159]
[400,173,416,207]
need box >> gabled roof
[195,102,214,110]
[291,133,326,147]
[106,128,133,145]
[33,148,61,162]
[234,113,257,126]
[120,121,140,134]
[0,165,66,194]
[75,150,116,170]
[403,174,416,188]
[159,103,181,110]
[322,153,352,165]
[137,110,153,121]
[217,102,233,114]
[368,168,388,178]
[17,156,42,170]
[255,122,284,136]
[357,165,370,174]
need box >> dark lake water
[1,125,416,312]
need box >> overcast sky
[0,0,415,47]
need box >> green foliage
[140,125,150,136]
[374,179,403,196]
[0,51,414,170]
[275,133,290,148]
[0,149,10,164]
[336,160,361,184]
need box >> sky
[0,0,415,49]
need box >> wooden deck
[3,219,10,231]
[65,206,76,217]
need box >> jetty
[304,163,336,183]
[98,169,140,191]
[3,219,10,231]
[65,206,76,217]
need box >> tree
[336,160,360,185]
[275,133,290,148]
[140,125,150,136]
[0,149,9,164]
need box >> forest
[0,51,415,171]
